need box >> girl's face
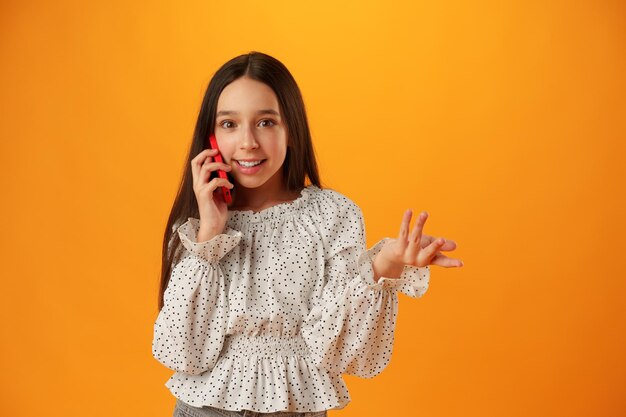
[214,77,288,191]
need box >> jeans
[173,398,328,417]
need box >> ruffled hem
[177,217,242,263]
[357,238,430,298]
[164,334,351,413]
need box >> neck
[231,175,297,212]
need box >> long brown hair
[157,51,322,311]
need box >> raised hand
[373,210,463,280]
[190,148,234,238]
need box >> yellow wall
[1,1,624,416]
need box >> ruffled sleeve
[152,217,242,375]
[358,238,430,298]
[300,192,429,378]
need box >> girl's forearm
[197,227,220,243]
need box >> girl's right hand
[191,148,234,236]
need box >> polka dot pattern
[152,185,430,413]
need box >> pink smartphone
[208,133,233,204]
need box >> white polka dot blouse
[152,185,430,413]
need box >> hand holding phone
[208,133,233,205]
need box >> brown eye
[219,120,235,128]
[259,119,276,127]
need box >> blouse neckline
[226,185,318,226]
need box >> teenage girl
[152,51,463,417]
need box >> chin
[234,177,270,189]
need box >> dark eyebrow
[216,109,280,117]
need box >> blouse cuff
[177,217,242,263]
[357,238,430,298]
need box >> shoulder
[308,187,366,255]
[311,186,362,213]
[309,185,364,225]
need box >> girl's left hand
[374,210,463,278]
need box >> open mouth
[236,159,266,168]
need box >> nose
[238,125,259,150]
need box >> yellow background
[1,0,624,416]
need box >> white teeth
[238,160,263,167]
